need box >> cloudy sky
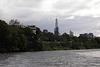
[1,0,100,36]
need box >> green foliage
[0,19,42,52]
[40,31,100,51]
[0,20,12,52]
[1,19,100,52]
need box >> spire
[55,18,58,28]
[54,18,59,35]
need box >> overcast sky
[1,0,100,36]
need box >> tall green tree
[0,20,12,52]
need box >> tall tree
[0,20,12,52]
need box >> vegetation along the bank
[0,19,100,52]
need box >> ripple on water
[0,50,100,67]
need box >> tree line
[0,20,42,52]
[0,19,100,52]
[40,30,100,50]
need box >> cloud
[65,16,75,19]
[0,0,100,36]
[59,16,100,36]
[73,0,100,17]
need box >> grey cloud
[0,0,47,22]
[24,15,100,36]
[59,16,100,36]
[1,0,100,36]
[15,0,43,8]
[0,0,44,11]
[53,0,87,11]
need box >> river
[0,49,100,67]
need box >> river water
[0,49,100,67]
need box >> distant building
[28,25,36,34]
[54,18,59,35]
[43,29,48,33]
[80,34,86,37]
[69,30,73,36]
[88,33,94,38]
[79,33,94,38]
[9,19,36,34]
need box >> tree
[0,20,12,52]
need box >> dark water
[0,49,100,67]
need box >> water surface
[0,49,100,67]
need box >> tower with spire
[54,18,59,35]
